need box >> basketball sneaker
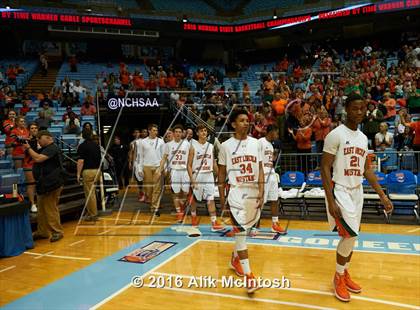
[31,204,38,213]
[211,220,225,232]
[333,272,350,302]
[191,215,199,227]
[225,226,241,237]
[344,269,362,293]
[176,212,184,223]
[229,252,244,276]
[271,222,287,235]
[245,273,262,294]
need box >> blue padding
[306,170,322,186]
[0,208,34,257]
[362,171,386,186]
[280,171,305,187]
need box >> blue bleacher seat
[0,160,12,170]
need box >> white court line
[99,218,173,224]
[97,229,113,235]
[69,240,86,247]
[0,265,16,273]
[151,271,420,310]
[24,251,91,261]
[407,228,420,233]
[143,283,335,310]
[201,239,420,256]
[34,251,54,260]
[89,239,201,310]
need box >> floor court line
[97,229,113,235]
[24,251,91,261]
[33,251,54,260]
[142,284,336,310]
[0,266,16,273]
[69,239,85,247]
[201,239,420,256]
[89,239,201,310]
[407,228,420,233]
[150,271,420,309]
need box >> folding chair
[279,171,306,218]
[362,171,388,221]
[386,170,419,223]
[303,171,326,218]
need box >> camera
[16,137,29,144]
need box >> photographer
[23,130,64,242]
[77,130,101,221]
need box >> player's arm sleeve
[322,131,339,156]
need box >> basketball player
[218,108,264,293]
[187,124,224,231]
[155,124,190,222]
[321,93,393,302]
[258,125,287,234]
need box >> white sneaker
[31,204,38,213]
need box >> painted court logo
[119,241,176,264]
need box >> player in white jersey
[258,125,286,234]
[218,108,264,294]
[321,93,393,302]
[187,124,224,231]
[155,124,191,223]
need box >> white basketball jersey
[258,137,274,175]
[164,139,190,170]
[323,124,368,188]
[191,139,214,173]
[219,136,262,187]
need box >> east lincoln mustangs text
[131,275,291,289]
[231,155,257,182]
[343,146,366,177]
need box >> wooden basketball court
[1,203,419,310]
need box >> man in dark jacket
[23,130,64,242]
[109,135,129,189]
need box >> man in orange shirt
[167,72,178,89]
[383,93,396,120]
[271,92,287,141]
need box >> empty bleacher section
[0,60,38,91]
[243,0,304,15]
[150,0,216,16]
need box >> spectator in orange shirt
[289,115,313,174]
[158,74,167,90]
[264,75,277,93]
[6,65,17,84]
[242,82,250,99]
[312,109,331,153]
[120,69,130,90]
[383,93,396,120]
[271,91,287,140]
[167,72,178,89]
[81,96,97,116]
[132,71,146,91]
[10,116,30,169]
[3,110,16,155]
